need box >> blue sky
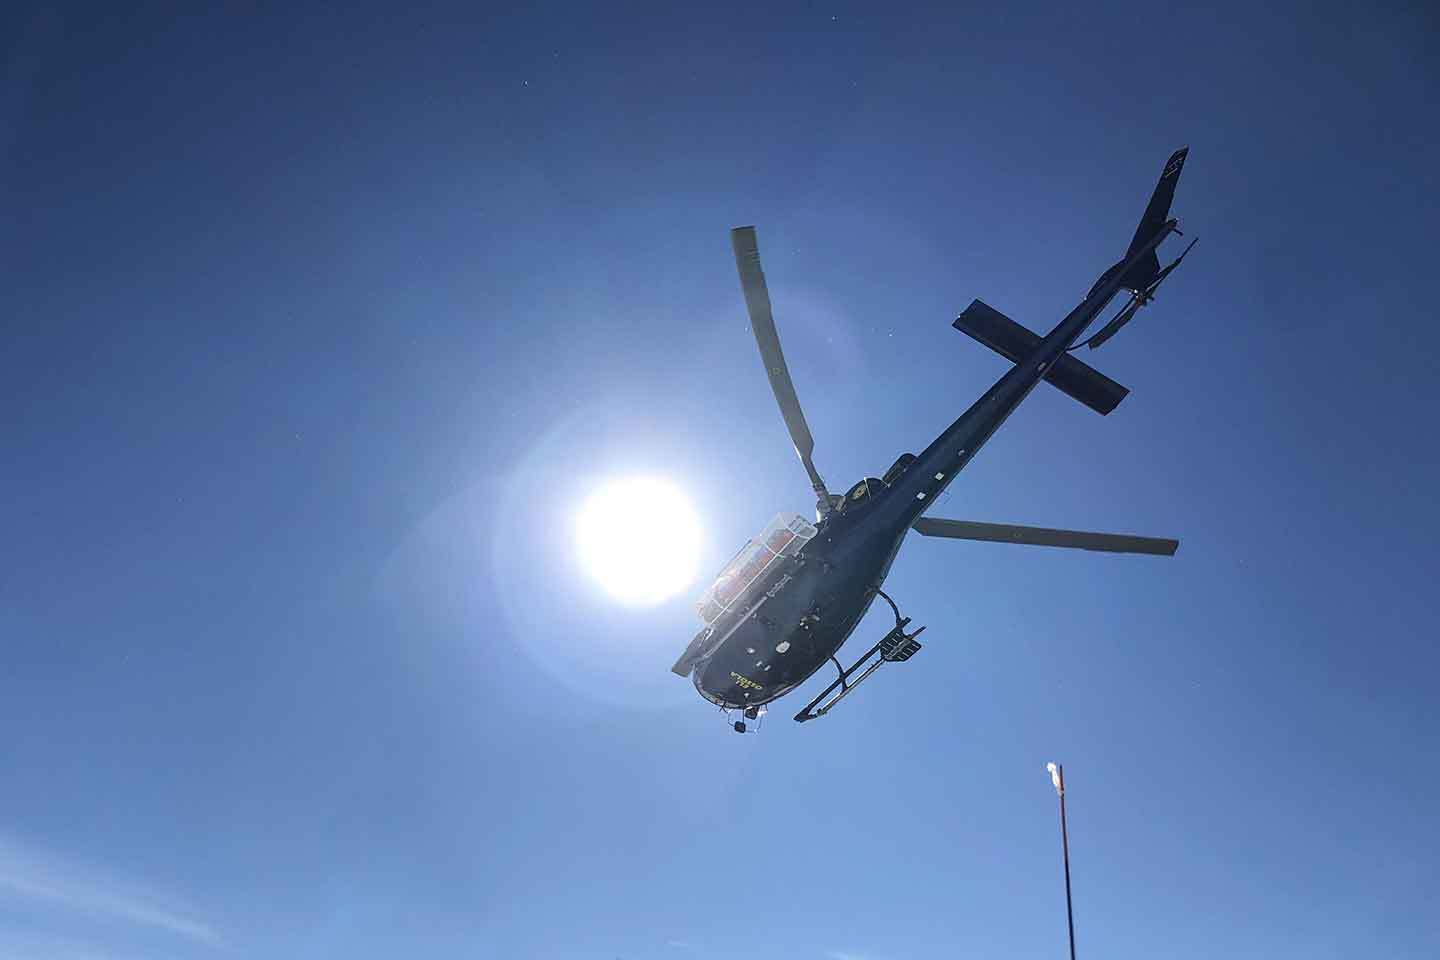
[2,2,1438,958]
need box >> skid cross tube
[793,590,922,723]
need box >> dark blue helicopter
[672,148,1197,731]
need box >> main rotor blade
[731,226,831,510]
[912,517,1178,556]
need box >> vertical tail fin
[1128,147,1188,258]
[1119,147,1188,291]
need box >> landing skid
[793,589,925,723]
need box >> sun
[575,476,703,606]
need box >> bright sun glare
[576,476,702,607]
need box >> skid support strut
[793,589,925,723]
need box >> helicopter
[671,147,1197,731]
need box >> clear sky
[3,2,1438,958]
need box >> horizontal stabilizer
[913,517,1178,556]
[952,300,1129,415]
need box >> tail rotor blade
[1151,236,1199,290]
[1086,294,1144,350]
[732,226,832,514]
[1089,236,1198,351]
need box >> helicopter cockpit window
[882,453,917,486]
[694,514,818,626]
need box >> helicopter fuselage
[690,484,912,710]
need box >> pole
[1056,763,1076,960]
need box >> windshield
[695,513,817,623]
